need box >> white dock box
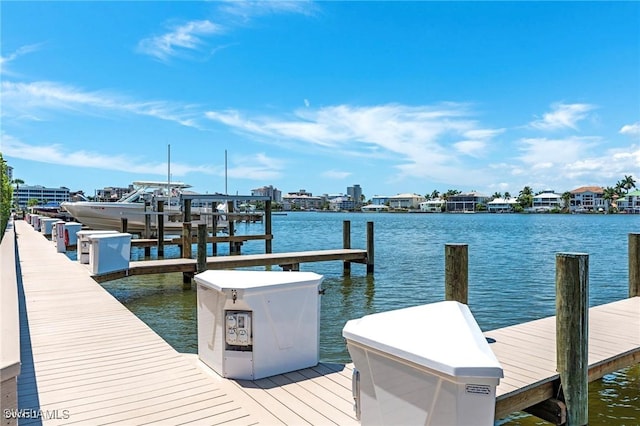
[77,230,119,263]
[40,218,59,236]
[63,222,83,246]
[195,270,324,380]
[342,301,503,426]
[88,233,132,275]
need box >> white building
[388,193,426,209]
[530,191,562,212]
[617,190,640,214]
[569,186,606,212]
[251,185,282,202]
[13,185,70,210]
[282,190,322,211]
[487,197,519,213]
[371,196,390,206]
[329,197,355,211]
[419,199,445,212]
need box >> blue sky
[2,1,639,199]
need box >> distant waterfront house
[446,192,488,212]
[328,196,355,211]
[618,190,640,213]
[419,199,444,212]
[371,195,390,206]
[569,186,606,212]
[487,197,519,213]
[388,193,426,209]
[530,191,562,212]
[361,204,390,212]
[282,190,323,210]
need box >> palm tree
[430,189,440,200]
[11,178,24,210]
[622,175,636,193]
[561,191,571,211]
[603,186,617,212]
[492,192,502,200]
[504,191,512,200]
[518,186,533,208]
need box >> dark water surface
[99,212,639,425]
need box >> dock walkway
[10,220,640,424]
[13,220,357,425]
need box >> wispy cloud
[530,103,596,131]
[205,103,504,186]
[137,1,317,62]
[1,81,201,128]
[137,20,224,62]
[0,43,43,76]
[227,152,284,180]
[322,170,352,180]
[219,0,318,20]
[620,122,640,136]
[1,133,214,176]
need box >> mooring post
[343,220,351,275]
[157,200,164,257]
[556,252,589,426]
[181,199,192,258]
[366,221,374,274]
[144,204,151,256]
[120,218,128,233]
[197,223,207,274]
[227,201,238,255]
[630,233,640,298]
[445,243,468,304]
[265,200,273,254]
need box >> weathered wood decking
[10,219,640,424]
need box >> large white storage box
[63,222,83,246]
[342,301,503,426]
[88,233,132,275]
[40,218,59,236]
[77,230,118,263]
[195,270,324,380]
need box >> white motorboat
[61,181,226,234]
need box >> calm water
[98,212,639,425]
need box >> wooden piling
[556,252,589,426]
[182,223,192,258]
[197,224,207,274]
[265,200,272,254]
[120,218,128,233]
[366,221,374,274]
[445,243,468,304]
[144,206,151,256]
[343,220,351,275]
[630,233,640,297]
[157,201,164,257]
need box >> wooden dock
[92,249,369,283]
[11,220,357,425]
[6,220,640,424]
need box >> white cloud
[0,43,43,76]
[620,122,640,136]
[530,103,596,131]
[1,81,201,128]
[137,20,224,62]
[322,170,352,179]
[1,133,215,176]
[219,0,318,20]
[517,136,599,167]
[227,152,284,180]
[204,103,505,188]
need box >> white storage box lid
[88,233,131,241]
[195,270,323,292]
[343,301,503,379]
